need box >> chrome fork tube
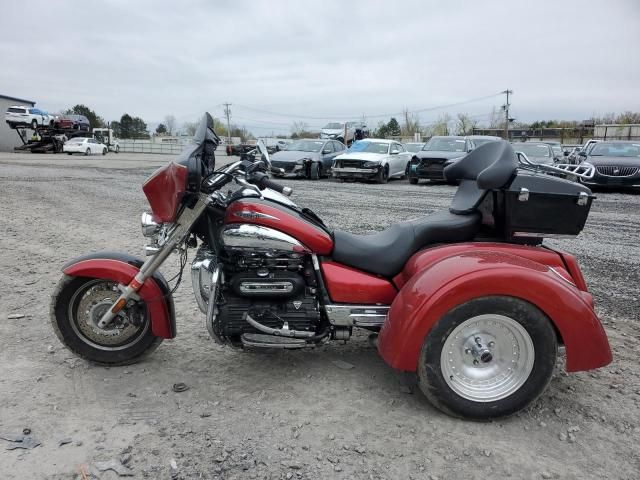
[97,195,211,328]
[205,265,222,342]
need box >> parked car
[408,136,474,184]
[579,141,640,189]
[512,142,555,166]
[403,142,425,153]
[270,139,346,179]
[54,114,91,131]
[321,121,365,145]
[63,137,108,155]
[543,141,564,162]
[5,106,54,129]
[467,135,502,147]
[332,139,412,183]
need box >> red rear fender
[62,252,176,339]
[379,248,611,373]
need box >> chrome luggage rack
[516,152,595,182]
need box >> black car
[270,139,346,179]
[580,141,640,189]
[408,136,474,184]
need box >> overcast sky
[2,0,639,133]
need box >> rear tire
[417,296,557,419]
[102,148,107,155]
[85,148,90,156]
[409,177,419,185]
[50,275,162,365]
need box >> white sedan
[331,139,413,183]
[63,137,108,156]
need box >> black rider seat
[331,211,481,278]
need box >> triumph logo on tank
[293,301,302,310]
[233,210,279,221]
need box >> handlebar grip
[259,177,293,197]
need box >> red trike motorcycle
[51,114,611,419]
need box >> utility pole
[502,90,512,140]
[223,103,232,144]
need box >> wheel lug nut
[473,359,479,366]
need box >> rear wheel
[102,148,107,155]
[375,165,389,184]
[417,296,557,419]
[409,177,419,185]
[50,275,162,365]
[85,148,90,156]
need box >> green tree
[65,104,105,129]
[373,120,389,138]
[155,123,167,134]
[387,117,401,136]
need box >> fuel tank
[223,198,334,255]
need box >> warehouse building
[0,94,36,152]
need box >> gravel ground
[1,151,639,480]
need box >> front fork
[97,195,211,328]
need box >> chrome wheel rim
[440,314,535,402]
[68,279,149,351]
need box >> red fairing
[225,200,333,255]
[63,259,175,338]
[379,245,611,374]
[321,261,397,304]
[142,162,188,222]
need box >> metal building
[0,94,36,152]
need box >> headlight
[141,212,161,237]
[363,161,380,168]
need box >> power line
[233,92,504,121]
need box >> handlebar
[248,171,293,196]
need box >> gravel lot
[1,151,639,479]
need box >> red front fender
[62,252,176,339]
[378,250,612,373]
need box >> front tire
[417,296,557,419]
[309,162,320,180]
[409,177,419,185]
[50,275,162,365]
[85,148,90,156]
[102,148,107,155]
[375,165,389,184]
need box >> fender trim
[62,251,176,338]
[378,249,611,373]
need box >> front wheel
[102,148,107,155]
[417,296,557,419]
[375,165,389,184]
[85,148,90,156]
[50,275,162,365]
[309,162,320,180]
[409,177,419,185]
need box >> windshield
[285,140,325,152]
[472,138,499,146]
[590,143,640,157]
[323,122,343,129]
[423,138,467,152]
[405,143,424,152]
[348,141,389,154]
[516,144,551,157]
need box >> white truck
[92,128,120,153]
[321,121,367,146]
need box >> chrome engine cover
[220,224,309,253]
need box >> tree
[164,115,176,135]
[183,121,199,136]
[373,120,389,138]
[431,113,452,136]
[455,113,477,135]
[65,104,105,129]
[488,106,503,129]
[402,108,421,137]
[386,118,401,136]
[155,123,167,134]
[117,114,149,138]
[291,121,310,136]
